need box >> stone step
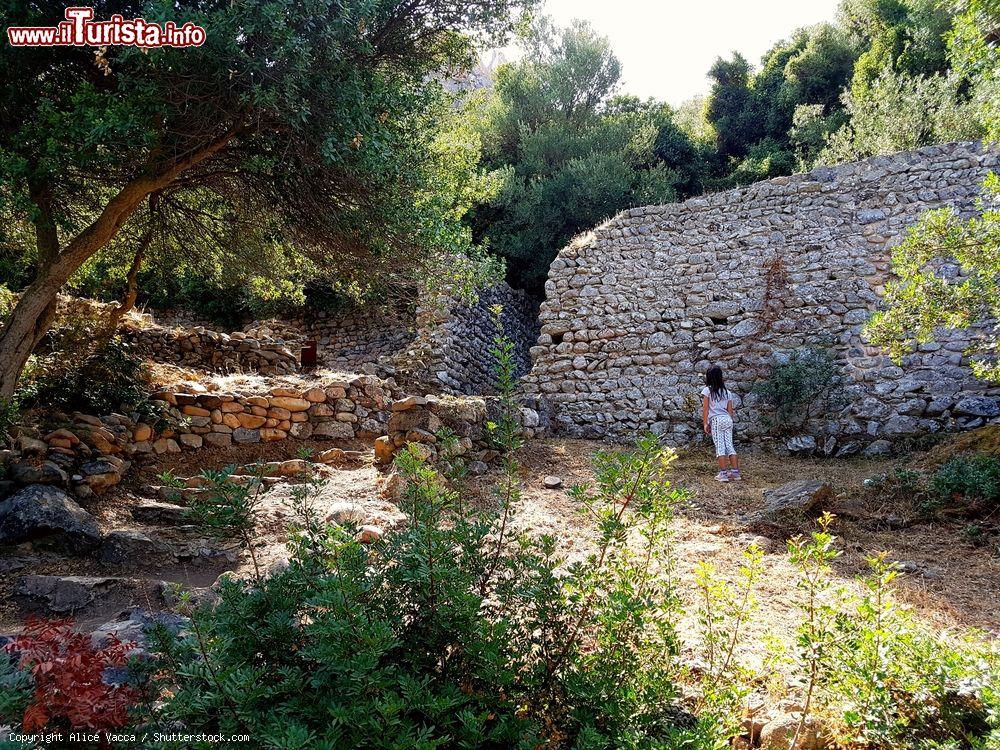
[130,500,189,525]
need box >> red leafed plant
[5,617,140,733]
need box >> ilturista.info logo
[7,6,206,47]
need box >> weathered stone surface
[100,530,172,564]
[374,436,395,465]
[522,142,999,445]
[758,713,824,750]
[269,396,311,412]
[0,485,101,553]
[131,500,188,525]
[9,460,68,485]
[15,575,164,614]
[757,480,832,521]
[313,421,354,440]
[233,427,262,444]
[954,396,1000,418]
[543,475,564,489]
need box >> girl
[701,366,741,482]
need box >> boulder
[953,396,1000,418]
[9,460,68,485]
[757,480,832,521]
[0,485,101,553]
[786,435,817,454]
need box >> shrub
[20,334,148,415]
[752,346,843,433]
[783,517,999,749]
[931,453,1000,509]
[145,433,714,749]
[2,618,140,736]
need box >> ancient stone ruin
[524,141,1000,451]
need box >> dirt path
[503,439,1000,651]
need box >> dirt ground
[503,440,1000,652]
[2,436,998,652]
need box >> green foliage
[0,0,532,394]
[752,347,843,432]
[817,67,986,165]
[841,0,955,101]
[783,517,999,749]
[468,17,685,290]
[183,467,269,581]
[145,433,709,748]
[19,333,148,415]
[931,453,1000,506]
[704,23,858,173]
[865,174,1000,380]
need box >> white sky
[499,0,843,106]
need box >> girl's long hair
[706,366,726,401]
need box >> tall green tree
[469,17,683,290]
[0,0,529,398]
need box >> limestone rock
[100,530,172,564]
[757,480,832,521]
[0,485,101,553]
[758,713,824,750]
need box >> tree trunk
[0,126,241,399]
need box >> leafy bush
[2,618,140,735]
[20,334,148,415]
[146,434,713,749]
[752,346,843,432]
[931,453,1000,509]
[785,516,999,749]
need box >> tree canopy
[0,0,530,395]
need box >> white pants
[710,415,736,457]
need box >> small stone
[179,433,203,449]
[391,395,428,412]
[269,396,311,412]
[374,436,395,465]
[543,475,563,489]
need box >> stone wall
[0,375,397,502]
[525,142,1000,449]
[293,304,416,371]
[397,284,539,395]
[127,324,301,376]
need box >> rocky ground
[3,434,997,639]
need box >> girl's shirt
[700,387,735,421]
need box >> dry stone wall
[128,324,300,375]
[292,304,416,370]
[525,141,1000,449]
[397,284,539,395]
